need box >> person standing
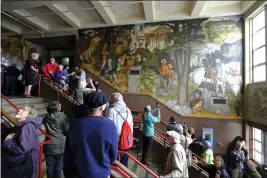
[161,131,188,178]
[63,91,118,178]
[24,49,39,97]
[2,105,42,178]
[43,101,69,178]
[55,64,68,89]
[42,58,58,77]
[141,104,160,165]
[4,63,20,95]
[107,92,133,167]
[74,78,96,118]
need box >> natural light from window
[252,127,263,164]
[251,9,267,83]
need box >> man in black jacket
[4,63,20,95]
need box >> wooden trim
[247,120,267,132]
[249,126,253,159]
[1,109,18,126]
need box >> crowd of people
[1,49,264,178]
[1,48,91,97]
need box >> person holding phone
[140,103,160,165]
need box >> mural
[79,16,243,119]
[1,37,47,70]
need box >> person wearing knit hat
[63,91,117,178]
[161,131,189,178]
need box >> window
[251,127,267,164]
[249,9,267,83]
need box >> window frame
[249,7,267,84]
[249,126,267,165]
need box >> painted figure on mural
[167,63,174,89]
[101,46,110,73]
[106,57,121,87]
[79,35,89,62]
[160,58,169,90]
[214,58,226,98]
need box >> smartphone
[156,103,160,108]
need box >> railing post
[38,145,43,178]
[38,75,41,97]
[57,90,60,102]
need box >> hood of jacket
[110,101,127,112]
[45,112,63,123]
[18,117,43,128]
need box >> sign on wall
[202,128,214,151]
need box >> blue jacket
[63,116,118,178]
[3,117,43,178]
[142,108,160,137]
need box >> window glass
[254,128,262,141]
[253,46,266,65]
[253,140,262,152]
[253,28,265,50]
[253,65,266,82]
[253,10,265,33]
[253,150,262,164]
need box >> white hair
[167,131,181,144]
[112,92,123,102]
[145,105,151,112]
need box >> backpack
[114,108,133,150]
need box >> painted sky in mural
[79,15,243,118]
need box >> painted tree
[160,18,209,106]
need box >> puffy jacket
[107,101,133,140]
[2,117,43,178]
[43,112,69,155]
[43,63,58,75]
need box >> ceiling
[1,1,256,39]
[27,35,75,50]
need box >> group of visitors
[2,48,88,97]
[1,50,264,178]
[2,85,135,178]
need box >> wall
[50,49,75,58]
[87,70,243,155]
[1,37,47,69]
[78,16,244,119]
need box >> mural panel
[1,37,47,70]
[79,16,243,119]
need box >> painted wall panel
[79,16,243,119]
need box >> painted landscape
[79,16,243,119]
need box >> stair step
[1,97,44,106]
[3,103,49,113]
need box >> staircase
[1,96,49,178]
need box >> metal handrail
[1,94,52,178]
[37,75,207,174]
[111,166,131,178]
[1,94,19,110]
[118,151,159,178]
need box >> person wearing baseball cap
[63,91,118,178]
[161,131,189,178]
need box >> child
[202,140,214,165]
[231,141,245,178]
